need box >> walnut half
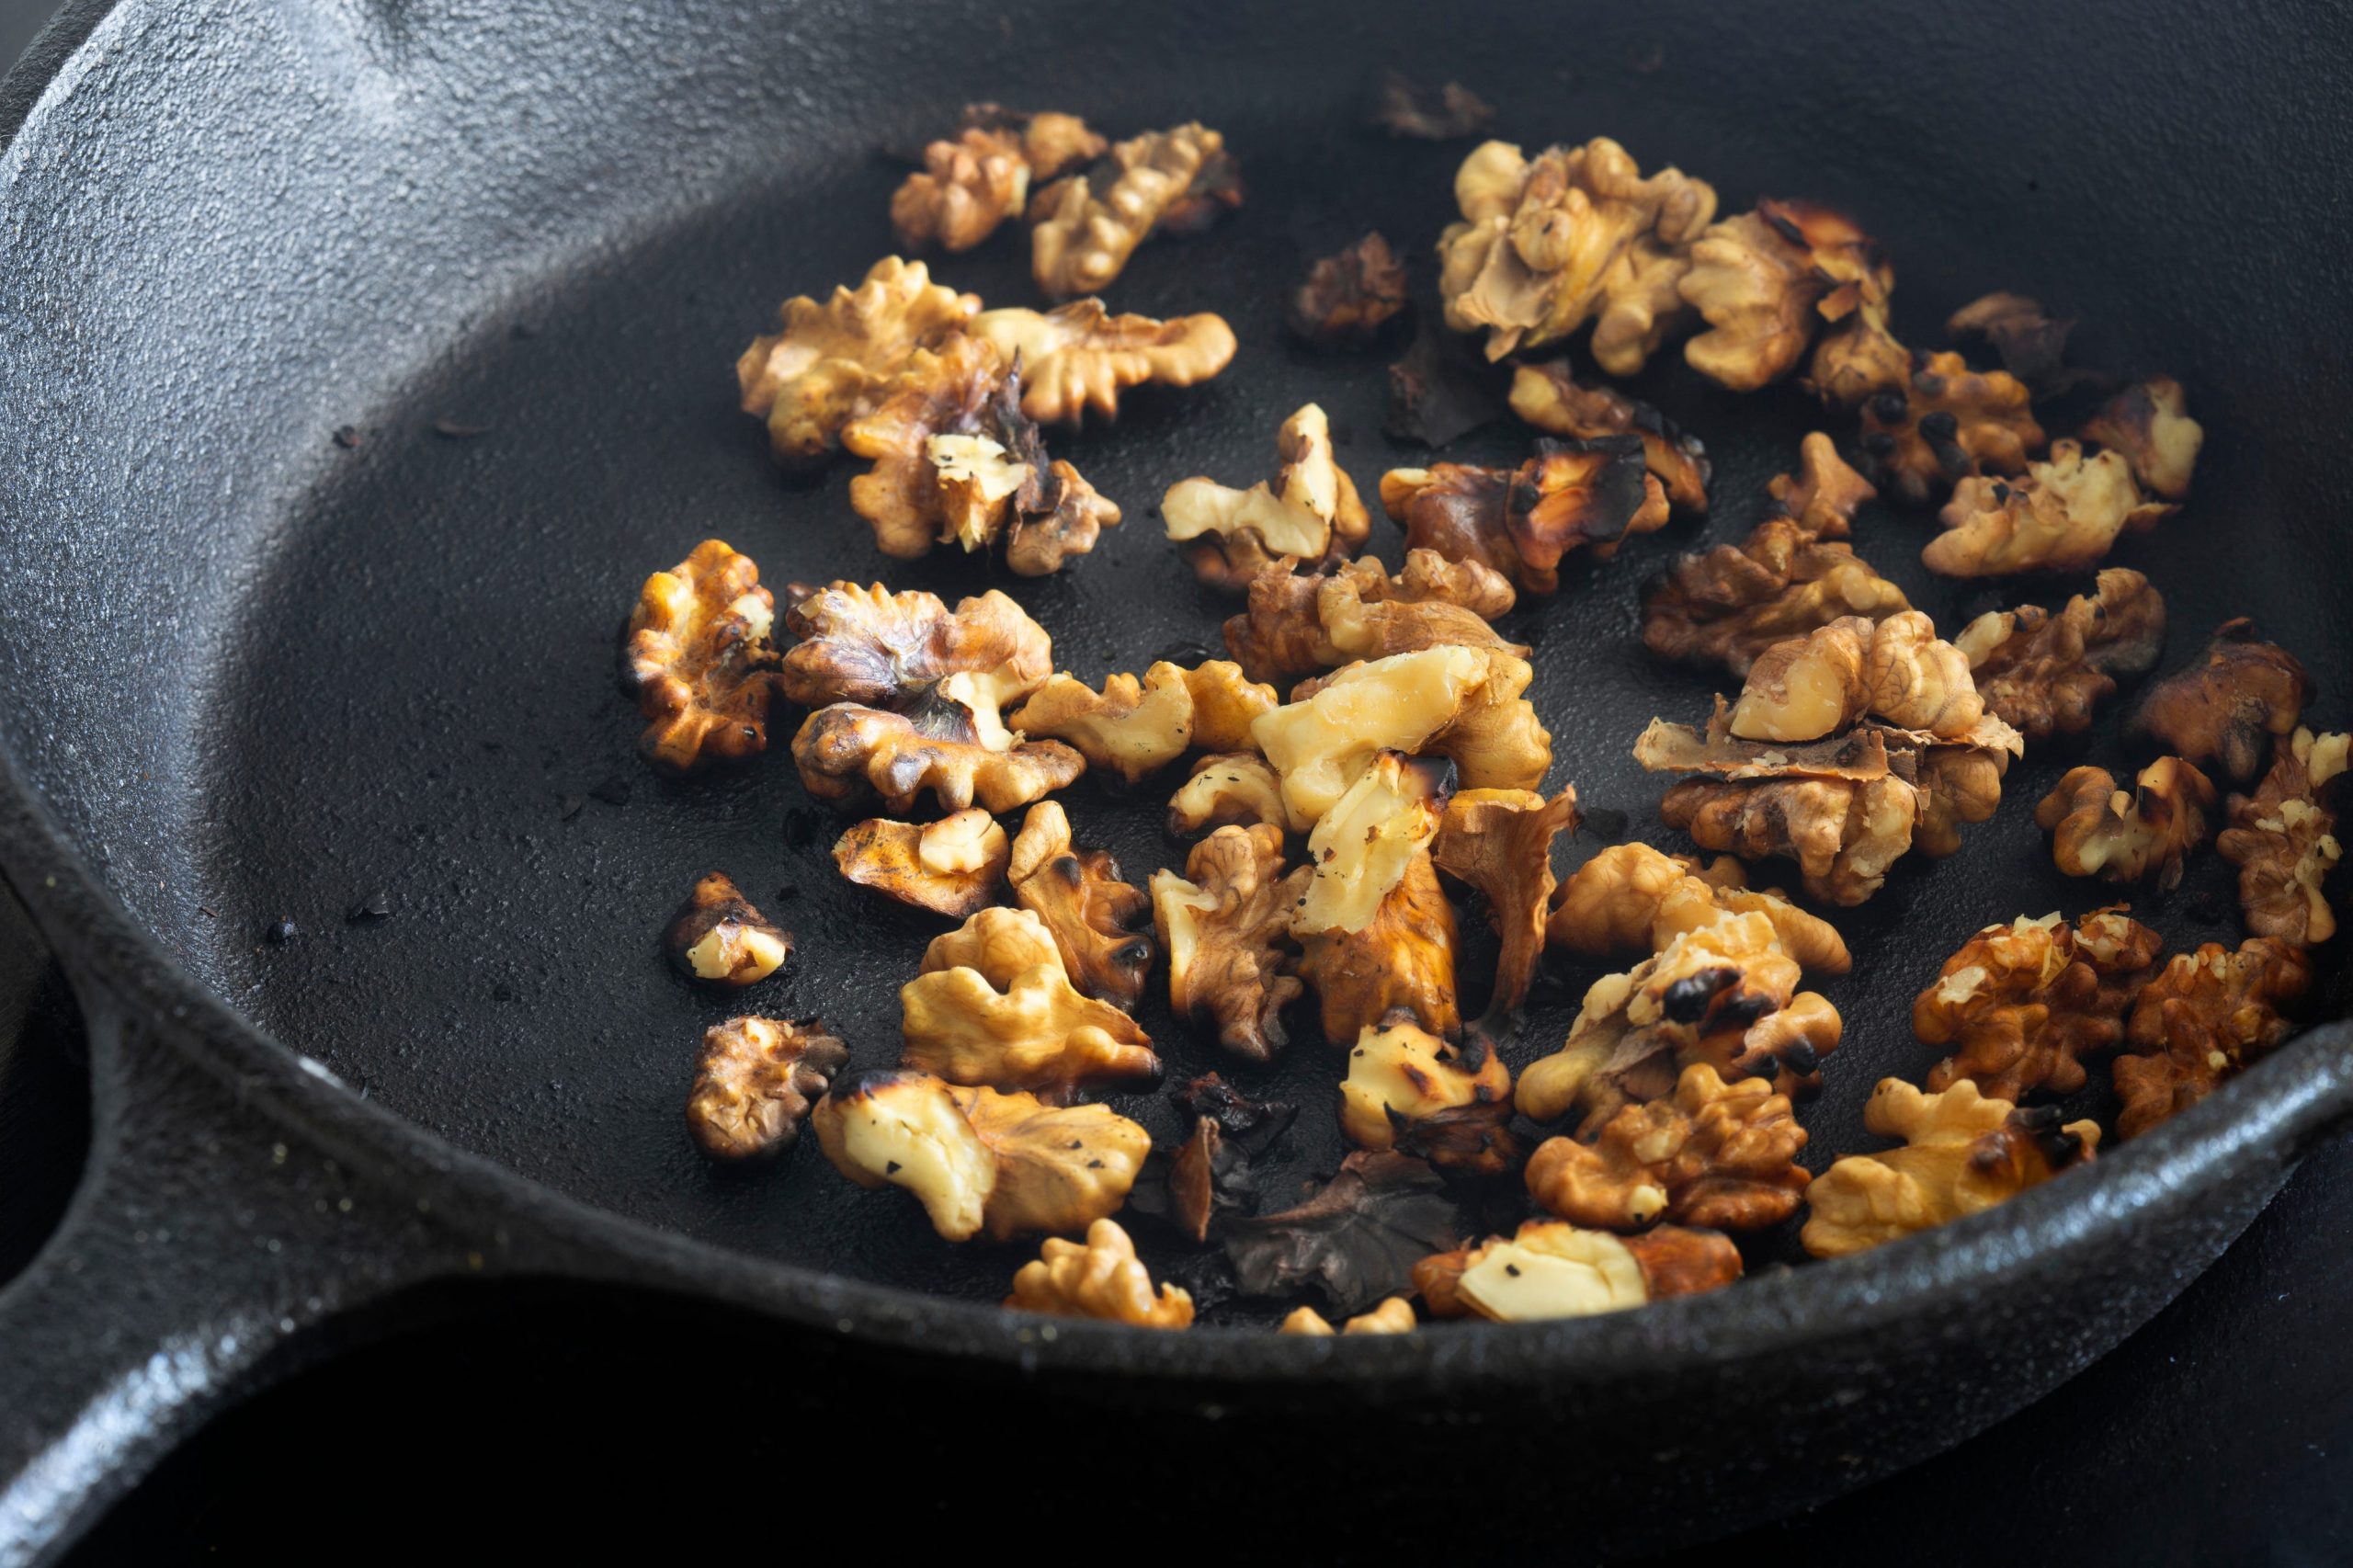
[1926,439,2170,577]
[1525,1062,1811,1233]
[2129,619,2314,784]
[1914,909,2163,1101]
[2114,937,2313,1139]
[899,906,1160,1100]
[1955,567,2167,742]
[832,810,1009,916]
[686,1017,850,1162]
[2035,757,2218,890]
[664,873,790,987]
[1029,122,1241,297]
[1221,551,1522,688]
[1292,753,1462,1046]
[1163,403,1371,590]
[1151,824,1311,1063]
[1415,1220,1742,1321]
[972,300,1236,426]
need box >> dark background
[4,3,2349,1562]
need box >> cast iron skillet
[2,0,2350,1560]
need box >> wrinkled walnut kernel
[1222,551,1522,687]
[1006,801,1155,1011]
[2035,757,2218,889]
[1006,1218,1194,1328]
[1151,824,1311,1063]
[2130,619,2314,784]
[1292,754,1462,1045]
[664,873,791,987]
[2113,938,2313,1138]
[1915,909,2163,1101]
[1290,233,1409,347]
[1030,122,1241,297]
[971,299,1235,426]
[1415,1220,1742,1321]
[832,810,1009,917]
[1431,785,1581,1022]
[1856,349,2044,506]
[1547,844,1850,974]
[686,1017,849,1162]
[900,905,1158,1099]
[2218,727,2347,945]
[1927,439,2170,577]
[623,540,781,772]
[1164,403,1371,590]
[1339,1009,1518,1176]
[1677,198,1890,392]
[1525,1062,1810,1232]
[1956,568,2166,741]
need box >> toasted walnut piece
[2114,937,2313,1138]
[1029,122,1239,297]
[1009,664,1195,786]
[685,1017,850,1162]
[1293,755,1462,1045]
[1279,1298,1419,1335]
[2081,376,2203,501]
[1181,661,1280,752]
[779,581,1053,712]
[1909,727,2018,862]
[891,126,1029,253]
[1660,772,1919,907]
[972,300,1236,426]
[1769,433,1881,540]
[1337,1010,1518,1176]
[1006,801,1154,1010]
[1164,403,1371,590]
[1927,439,2171,577]
[1915,909,2163,1101]
[664,873,790,987]
[791,687,1085,816]
[1005,1218,1193,1328]
[1507,359,1710,510]
[1726,619,1872,744]
[1225,1151,1461,1314]
[1381,437,1671,597]
[1800,1079,2099,1257]
[1944,291,2075,389]
[1371,70,1495,140]
[2219,727,2348,945]
[918,903,1059,977]
[1432,786,1581,1021]
[735,257,982,466]
[1861,610,1986,738]
[969,105,1109,182]
[1290,233,1409,347]
[1676,199,1889,393]
[831,810,1008,917]
[622,540,780,772]
[900,903,1158,1100]
[1856,350,2045,506]
[1527,1062,1811,1233]
[2036,757,2218,889]
[1437,137,1719,371]
[1549,844,1850,974]
[1957,568,2167,741]
[1167,753,1289,836]
[2131,619,2315,784]
[1152,824,1312,1063]
[1415,1220,1742,1321]
[1222,551,1523,687]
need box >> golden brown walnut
[2080,375,2203,500]
[1915,909,2164,1101]
[1279,1298,1419,1335]
[623,540,781,772]
[1518,909,1842,1132]
[1029,122,1241,297]
[1725,618,1872,743]
[1222,551,1522,687]
[1863,610,1986,738]
[1547,844,1851,974]
[2113,937,2313,1139]
[735,257,980,466]
[1006,1219,1194,1328]
[1181,661,1281,751]
[1163,403,1371,589]
[1008,663,1195,785]
[1927,439,2171,577]
[891,108,1107,254]
[899,906,1158,1100]
[1956,567,2167,741]
[1804,295,1909,410]
[1800,1079,2099,1257]
[1677,199,1889,392]
[831,810,1007,917]
[790,689,1086,815]
[2219,727,2348,945]
[664,873,790,987]
[1371,70,1495,140]
[971,300,1236,426]
[1436,137,1719,370]
[1379,437,1671,596]
[1338,1009,1518,1176]
[685,1017,850,1162]
[1506,359,1711,510]
[1006,801,1154,1011]
[779,581,1053,712]
[2130,619,2316,784]
[1292,754,1462,1045]
[1431,786,1581,1021]
[1770,432,1881,540]
[1151,824,1312,1063]
[1857,350,2045,506]
[1415,1220,1742,1322]
[1659,774,1918,907]
[1167,753,1289,836]
[1250,644,1551,828]
[2036,757,2218,889]
[1290,233,1409,347]
[1525,1062,1811,1232]
[842,335,1120,575]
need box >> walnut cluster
[2113,937,2313,1139]
[1030,121,1242,297]
[1913,909,2164,1102]
[1415,1220,1743,1321]
[623,540,782,772]
[1380,437,1672,596]
[899,906,1160,1100]
[1222,551,1521,687]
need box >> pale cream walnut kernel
[2218,726,2347,945]
[735,256,980,465]
[664,872,791,987]
[1524,1062,1811,1232]
[832,809,1009,917]
[1151,824,1312,1063]
[1006,1218,1194,1328]
[685,1017,850,1162]
[1415,1220,1742,1321]
[972,300,1236,426]
[1009,664,1196,785]
[1292,753,1462,1045]
[1926,439,2171,577]
[2035,757,2218,889]
[1164,403,1372,590]
[622,540,780,772]
[1725,618,1872,743]
[1338,1008,1518,1176]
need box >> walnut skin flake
[2036,757,2218,889]
[1380,436,1671,596]
[1506,359,1711,510]
[622,539,780,772]
[1858,350,2045,506]
[1677,198,1890,392]
[1915,909,2164,1101]
[832,809,1009,916]
[1164,403,1371,590]
[1006,1218,1194,1328]
[1006,801,1155,1011]
[1224,1151,1461,1315]
[891,107,1107,253]
[1151,824,1311,1063]
[1338,1009,1518,1176]
[1955,567,2167,742]
[1222,551,1522,687]
[1415,1220,1742,1322]
[1431,785,1581,1022]
[971,300,1236,426]
[1290,233,1410,347]
[686,1017,849,1162]
[2218,727,2347,945]
[900,905,1159,1100]
[1292,754,1463,1046]
[1547,844,1850,975]
[1029,122,1241,297]
[2080,375,2203,500]
[1926,439,2171,577]
[1944,291,2075,390]
[664,873,791,987]
[2113,937,2313,1139]
[1525,1062,1810,1233]
[2130,619,2315,784]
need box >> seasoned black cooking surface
[181,93,2343,1317]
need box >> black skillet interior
[5,0,2347,1326]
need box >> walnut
[2036,757,2218,889]
[830,810,1007,917]
[1379,437,1671,597]
[1956,567,2167,741]
[1804,287,1909,410]
[1506,360,1711,511]
[1768,431,1881,540]
[1163,403,1371,590]
[790,687,1085,815]
[685,1017,849,1162]
[1290,233,1409,347]
[1525,1062,1810,1232]
[891,108,1107,253]
[1547,843,1850,974]
[899,906,1158,1099]
[2114,937,2313,1139]
[1181,661,1281,751]
[1659,774,1918,907]
[1338,1009,1518,1175]
[1862,610,1986,738]
[1915,909,2163,1101]
[2080,375,2203,500]
[2219,727,2348,945]
[1151,824,1311,1063]
[1913,722,2026,859]
[1292,753,1462,1044]
[779,581,1053,712]
[1222,551,1521,687]
[1928,438,2175,577]
[1008,663,1195,785]
[1518,908,1842,1132]
[1436,137,1719,371]
[1857,350,2045,506]
[1006,1219,1194,1328]
[622,540,781,772]
[1415,1221,1742,1322]
[1800,1079,2099,1257]
[1006,801,1154,1009]
[1431,786,1581,1021]
[1724,618,1871,743]
[1370,70,1495,140]
[2130,619,2315,783]
[664,873,791,987]
[814,1069,1150,1240]
[971,300,1236,426]
[735,256,980,466]
[1029,122,1241,297]
[1279,1298,1419,1335]
[1166,753,1288,836]
[1677,199,1890,392]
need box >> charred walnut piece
[664,873,790,987]
[2218,726,2347,946]
[622,539,780,773]
[1290,232,1409,347]
[1857,349,2043,506]
[1136,1074,1299,1244]
[1338,1009,1518,1176]
[1507,359,1711,510]
[1915,908,2163,1102]
[1955,567,2166,742]
[1525,1062,1811,1233]
[2129,618,2314,784]
[1152,824,1311,1063]
[1163,403,1371,590]
[779,580,1052,712]
[686,1017,850,1162]
[1224,1150,1462,1316]
[1029,121,1241,297]
[2035,757,2218,890]
[831,809,1008,917]
[1383,312,1508,448]
[1006,801,1154,1011]
[2113,937,2313,1139]
[1415,1220,1743,1322]
[1380,436,1670,596]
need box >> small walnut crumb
[832,810,1008,917]
[1415,1220,1742,1321]
[664,873,790,987]
[1293,754,1462,1046]
[2113,937,2313,1138]
[2218,726,2348,945]
[1006,801,1155,1010]
[2080,375,2203,500]
[1380,437,1671,596]
[1926,439,2170,577]
[1151,824,1312,1063]
[899,906,1159,1100]
[2130,618,2315,783]
[1858,350,2044,506]
[2036,758,2218,889]
[1507,359,1711,510]
[1164,403,1372,590]
[623,540,781,773]
[1290,233,1409,347]
[1339,1009,1518,1176]
[1677,199,1890,392]
[1029,122,1241,297]
[971,300,1236,426]
[1370,70,1495,140]
[1956,567,2167,741]
[1525,1062,1810,1233]
[1279,1297,1419,1335]
[1915,908,2164,1101]
[1006,1218,1194,1328]
[686,1017,849,1162]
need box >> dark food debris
[1385,313,1506,448]
[433,417,494,438]
[267,917,299,946]
[588,776,631,808]
[347,892,392,924]
[1223,1151,1461,1315]
[1370,70,1495,141]
[558,794,585,821]
[331,426,362,449]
